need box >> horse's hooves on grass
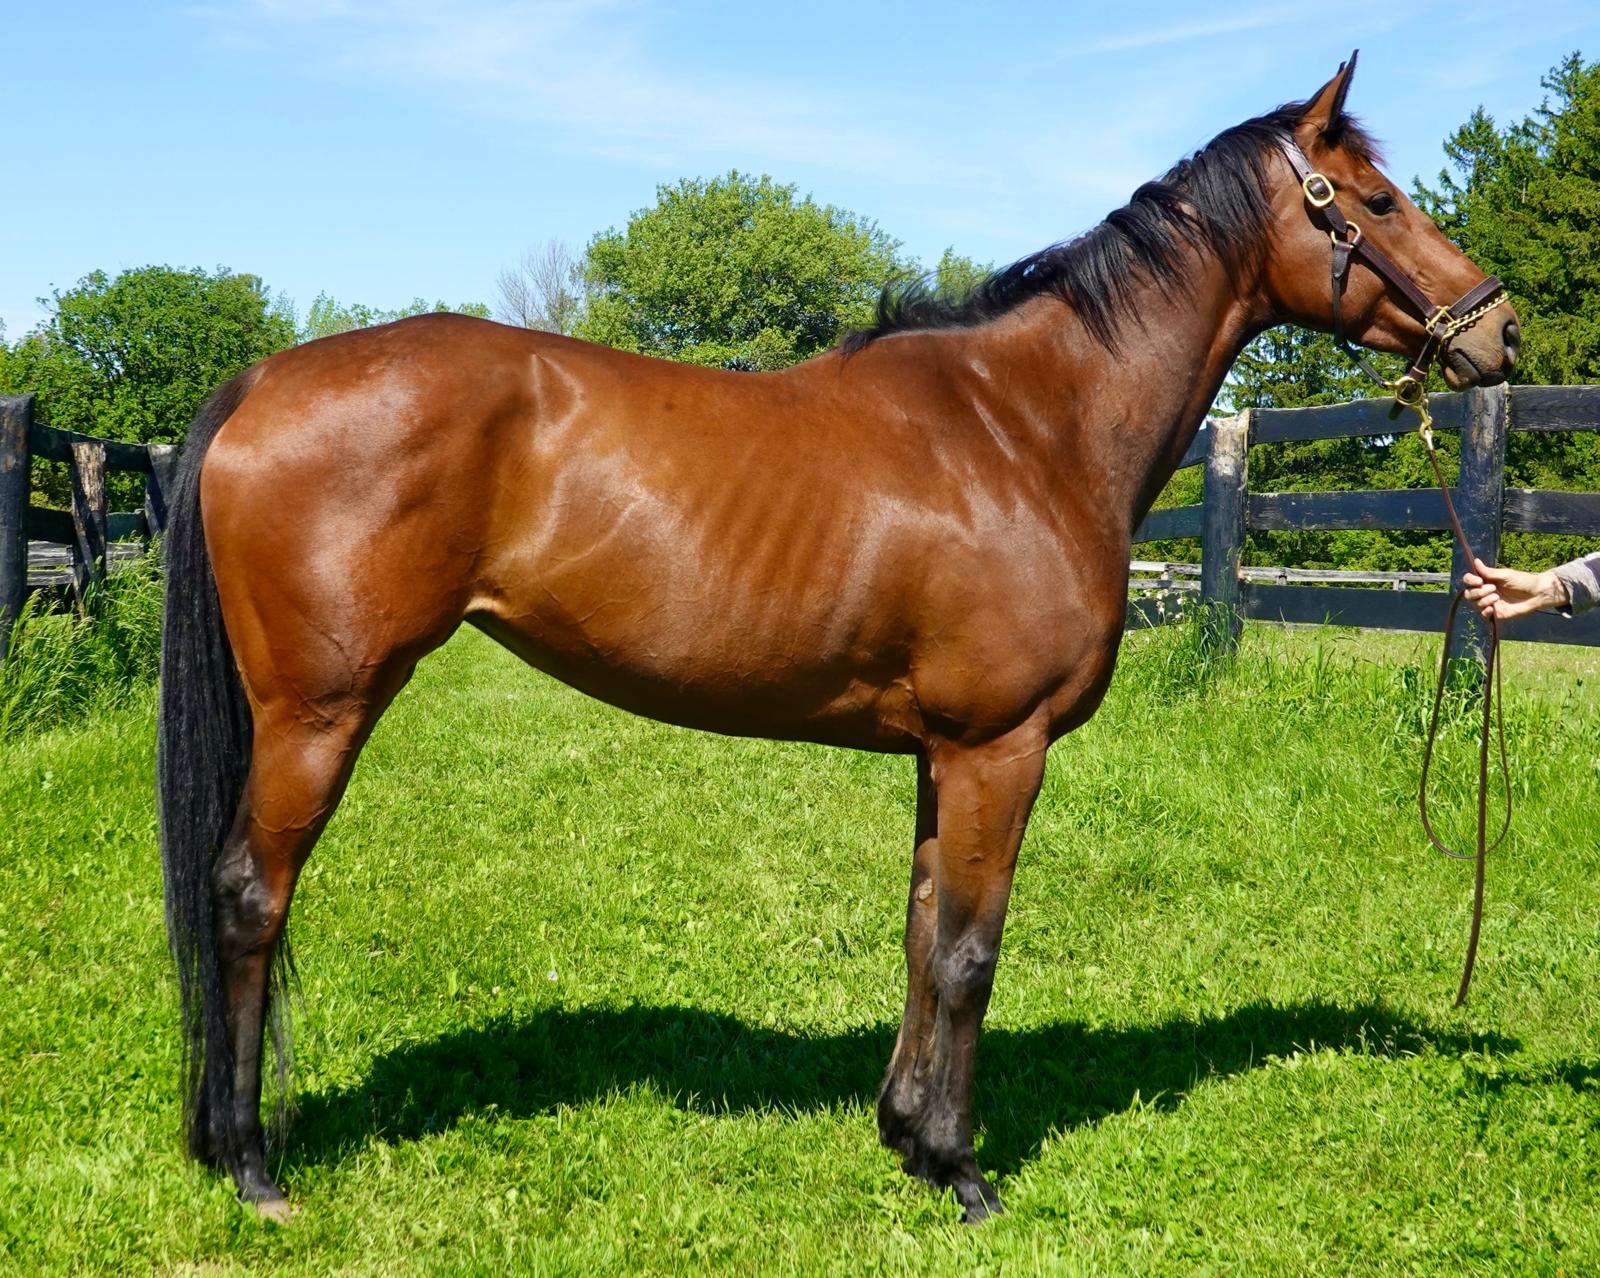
[252,1197,296,1225]
[956,1177,1004,1224]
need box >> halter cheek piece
[1277,136,1508,437]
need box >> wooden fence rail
[1130,383,1600,653]
[0,393,177,659]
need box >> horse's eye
[1366,191,1398,216]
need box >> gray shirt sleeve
[1553,553,1600,615]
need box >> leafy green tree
[0,266,296,446]
[298,294,490,343]
[574,171,905,370]
[928,247,992,302]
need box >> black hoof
[233,1160,286,1209]
[955,1173,1004,1223]
[890,1135,1003,1222]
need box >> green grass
[0,552,164,741]
[2,621,1598,1275]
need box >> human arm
[1462,553,1600,621]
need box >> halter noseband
[1278,136,1508,435]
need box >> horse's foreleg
[879,752,939,1154]
[886,723,1046,1222]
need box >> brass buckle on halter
[1302,173,1336,208]
[1332,221,1363,249]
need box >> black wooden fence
[0,393,177,658]
[1130,383,1600,651]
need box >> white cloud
[196,0,936,178]
[1081,6,1306,54]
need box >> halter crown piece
[1277,136,1508,442]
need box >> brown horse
[159,55,1518,1222]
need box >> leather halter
[1277,135,1507,423]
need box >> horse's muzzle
[1442,314,1520,389]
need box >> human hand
[1461,557,1569,621]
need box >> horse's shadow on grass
[281,1000,1518,1178]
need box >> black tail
[157,371,270,1164]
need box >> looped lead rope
[1414,430,1513,1006]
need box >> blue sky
[4,1,1597,339]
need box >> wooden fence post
[0,395,31,660]
[144,443,179,542]
[68,439,108,608]
[1200,410,1251,654]
[1449,383,1508,665]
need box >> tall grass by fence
[0,552,164,739]
[1130,384,1600,655]
[0,393,176,660]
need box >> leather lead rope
[1416,435,1512,1006]
[1276,133,1514,1004]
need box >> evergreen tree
[1414,54,1600,387]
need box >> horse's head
[1262,53,1519,391]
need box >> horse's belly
[466,581,923,750]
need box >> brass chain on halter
[1283,136,1514,1005]
[1394,294,1513,448]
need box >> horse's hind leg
[208,665,413,1213]
[880,723,1046,1222]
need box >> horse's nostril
[1503,320,1521,360]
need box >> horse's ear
[1298,50,1359,141]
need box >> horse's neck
[991,259,1260,527]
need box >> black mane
[840,102,1382,354]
